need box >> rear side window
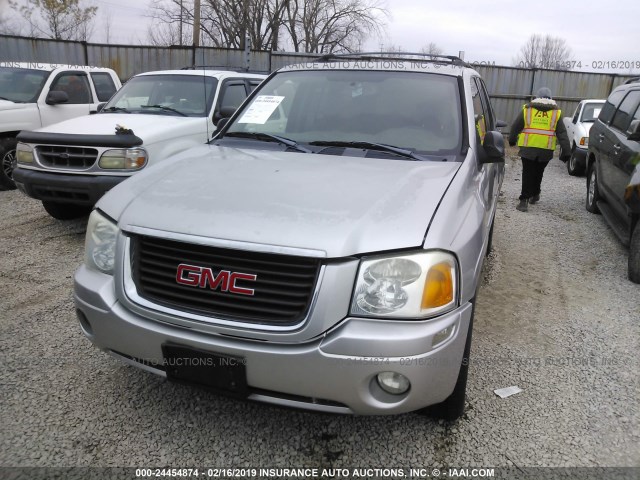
[91,72,117,102]
[599,89,626,123]
[611,91,640,132]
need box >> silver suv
[74,54,505,420]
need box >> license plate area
[161,344,248,397]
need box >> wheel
[629,224,640,284]
[586,163,601,214]
[0,138,17,190]
[419,303,475,421]
[567,145,584,176]
[42,201,91,220]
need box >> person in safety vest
[508,87,570,212]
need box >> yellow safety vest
[517,106,561,150]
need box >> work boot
[530,193,540,204]
[516,199,529,212]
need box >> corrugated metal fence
[1,34,636,129]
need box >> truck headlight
[98,148,147,169]
[85,210,118,274]
[16,142,34,164]
[350,251,458,319]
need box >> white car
[13,69,266,219]
[0,62,121,189]
[563,99,605,175]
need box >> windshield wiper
[309,141,425,161]
[140,104,187,116]
[102,106,131,113]
[224,131,311,153]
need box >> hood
[101,145,461,258]
[529,97,558,112]
[35,113,209,139]
[0,100,31,112]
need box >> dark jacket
[508,97,571,162]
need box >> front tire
[629,224,640,284]
[586,163,601,214]
[42,201,91,220]
[0,138,17,190]
[567,145,584,176]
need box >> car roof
[277,53,474,78]
[0,62,114,73]
[134,69,266,79]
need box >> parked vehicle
[586,78,640,282]
[0,62,121,189]
[563,99,605,176]
[13,69,266,219]
[74,54,505,419]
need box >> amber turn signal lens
[421,261,454,309]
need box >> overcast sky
[4,0,640,73]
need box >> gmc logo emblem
[176,263,257,296]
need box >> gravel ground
[0,152,638,472]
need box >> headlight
[579,137,588,146]
[98,148,147,169]
[85,210,118,274]
[16,142,34,164]
[350,251,458,319]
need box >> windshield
[580,102,604,122]
[104,74,218,117]
[0,67,50,103]
[226,70,462,155]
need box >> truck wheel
[586,163,601,214]
[418,303,474,421]
[629,225,640,284]
[42,201,91,220]
[567,146,584,176]
[0,138,17,190]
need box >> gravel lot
[1,152,638,472]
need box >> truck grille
[36,145,98,169]
[130,235,322,326]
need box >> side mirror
[45,90,69,105]
[480,131,505,163]
[96,102,107,112]
[627,120,640,141]
[213,106,237,123]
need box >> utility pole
[240,0,249,50]
[179,0,183,45]
[193,0,201,47]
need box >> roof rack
[315,52,469,67]
[180,65,268,74]
[623,77,640,85]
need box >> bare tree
[146,0,387,53]
[284,0,388,53]
[514,34,574,70]
[147,0,288,49]
[421,42,443,56]
[8,0,97,40]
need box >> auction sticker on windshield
[237,95,284,124]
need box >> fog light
[376,372,410,395]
